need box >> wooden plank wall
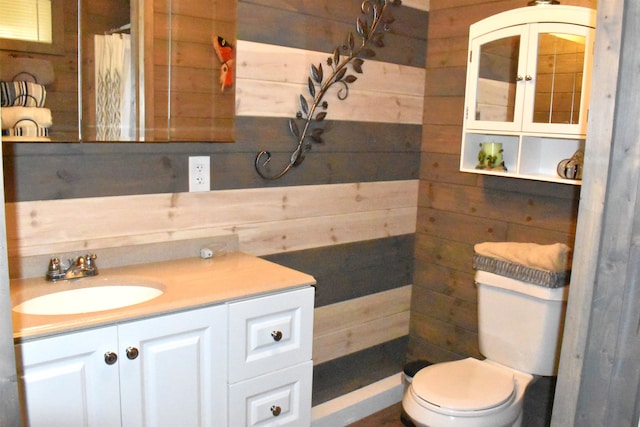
[2,0,428,405]
[410,0,596,367]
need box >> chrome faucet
[46,253,99,281]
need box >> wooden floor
[347,403,406,427]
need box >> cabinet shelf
[461,131,585,184]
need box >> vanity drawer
[228,361,312,427]
[228,287,314,383]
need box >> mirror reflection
[0,0,235,143]
[533,32,585,125]
[80,0,135,141]
[474,30,587,126]
[0,0,78,141]
[476,35,520,123]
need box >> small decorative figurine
[212,36,234,92]
[557,149,584,180]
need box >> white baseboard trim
[311,372,405,427]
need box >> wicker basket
[473,254,569,288]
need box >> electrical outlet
[188,156,210,192]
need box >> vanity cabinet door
[118,305,228,427]
[15,326,122,427]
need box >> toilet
[402,269,569,427]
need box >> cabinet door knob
[525,74,533,81]
[126,347,139,360]
[516,74,523,81]
[104,351,118,365]
[271,330,283,342]
[270,405,281,416]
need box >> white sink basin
[13,278,165,315]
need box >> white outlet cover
[189,156,210,192]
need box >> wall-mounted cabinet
[460,6,596,184]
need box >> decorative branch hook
[254,0,401,180]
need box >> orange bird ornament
[213,36,234,92]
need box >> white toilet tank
[476,270,569,376]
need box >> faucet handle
[46,257,64,281]
[48,257,61,273]
[85,253,99,276]
[75,255,86,268]
[86,253,97,268]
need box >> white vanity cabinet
[460,6,596,184]
[15,305,228,427]
[228,286,314,427]
[14,285,315,427]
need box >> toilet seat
[412,358,516,412]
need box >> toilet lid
[412,358,515,411]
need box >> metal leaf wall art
[254,0,402,180]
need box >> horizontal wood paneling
[410,311,482,362]
[238,1,428,68]
[242,0,429,36]
[236,41,425,123]
[419,181,579,234]
[265,235,414,307]
[402,0,429,11]
[312,336,408,405]
[6,180,417,258]
[237,80,424,123]
[237,42,425,95]
[3,117,421,201]
[313,285,411,364]
[236,117,422,153]
[412,261,475,303]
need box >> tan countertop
[11,252,316,342]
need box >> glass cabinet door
[522,22,594,135]
[465,25,528,132]
[465,22,593,136]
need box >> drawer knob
[271,330,283,341]
[104,351,118,365]
[270,405,281,416]
[126,346,139,360]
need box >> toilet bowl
[402,358,534,427]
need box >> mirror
[475,35,520,123]
[474,30,587,126]
[533,32,585,125]
[0,0,235,143]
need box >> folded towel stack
[474,242,572,272]
[0,56,54,141]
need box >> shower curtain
[94,34,135,141]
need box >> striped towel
[1,106,52,129]
[2,123,50,137]
[1,81,47,107]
